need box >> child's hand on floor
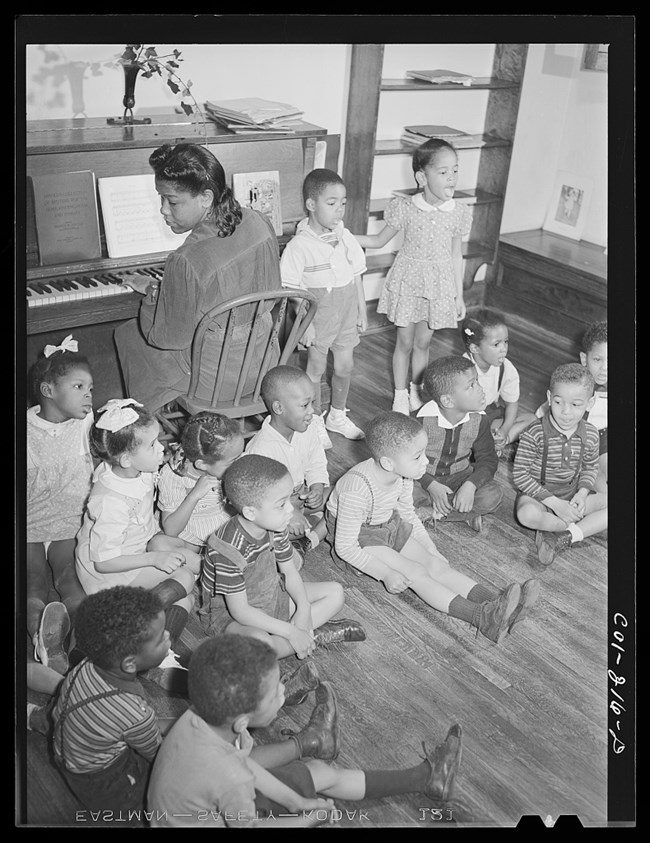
[382,570,412,595]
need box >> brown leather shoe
[476,583,521,643]
[508,578,541,633]
[282,660,320,707]
[423,723,463,801]
[535,530,573,566]
[281,681,340,760]
[314,619,367,646]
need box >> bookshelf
[341,45,528,323]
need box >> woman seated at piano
[114,142,282,414]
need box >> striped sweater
[326,458,429,573]
[52,659,161,774]
[513,415,600,500]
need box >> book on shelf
[97,174,189,259]
[405,69,474,86]
[205,97,303,132]
[400,124,470,147]
[31,170,102,266]
[232,170,283,237]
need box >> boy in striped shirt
[51,586,179,821]
[326,412,539,643]
[514,363,608,566]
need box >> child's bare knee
[516,498,538,525]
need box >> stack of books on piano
[204,97,304,134]
[400,124,471,147]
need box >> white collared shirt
[280,218,367,291]
[417,399,484,428]
[245,415,330,489]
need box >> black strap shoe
[314,619,367,646]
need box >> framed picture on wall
[543,171,593,241]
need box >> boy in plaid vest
[415,355,503,533]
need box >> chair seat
[175,394,267,420]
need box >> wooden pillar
[341,44,384,236]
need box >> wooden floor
[19,324,608,828]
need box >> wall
[25,43,350,166]
[501,43,607,247]
[25,41,608,254]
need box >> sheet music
[98,174,189,259]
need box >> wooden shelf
[365,240,492,274]
[380,76,521,92]
[369,188,502,218]
[375,134,511,156]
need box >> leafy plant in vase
[109,44,207,142]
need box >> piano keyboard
[26,267,164,308]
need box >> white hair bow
[44,334,78,358]
[96,398,144,433]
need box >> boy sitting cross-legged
[197,454,366,661]
[147,634,464,827]
[514,362,608,567]
[245,365,331,563]
[414,355,504,534]
[326,411,539,644]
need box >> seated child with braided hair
[157,411,244,551]
[460,307,535,454]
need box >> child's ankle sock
[568,523,584,543]
[467,584,499,604]
[448,595,481,625]
[306,530,320,550]
[364,760,431,798]
[164,605,190,659]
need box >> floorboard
[20,325,607,828]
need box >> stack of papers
[400,124,470,147]
[205,97,304,134]
[406,69,474,86]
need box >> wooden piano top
[27,115,327,155]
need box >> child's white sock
[568,523,584,543]
[307,530,320,549]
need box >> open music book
[98,174,189,259]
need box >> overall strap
[204,534,249,596]
[498,362,505,391]
[55,661,125,772]
[346,470,376,524]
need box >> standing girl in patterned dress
[356,139,472,416]
[27,335,94,675]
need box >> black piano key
[75,277,91,288]
[95,275,111,285]
[36,282,52,293]
[49,280,65,291]
[81,276,98,287]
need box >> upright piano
[23,115,334,406]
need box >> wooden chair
[157,289,317,441]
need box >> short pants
[325,508,413,572]
[254,760,317,816]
